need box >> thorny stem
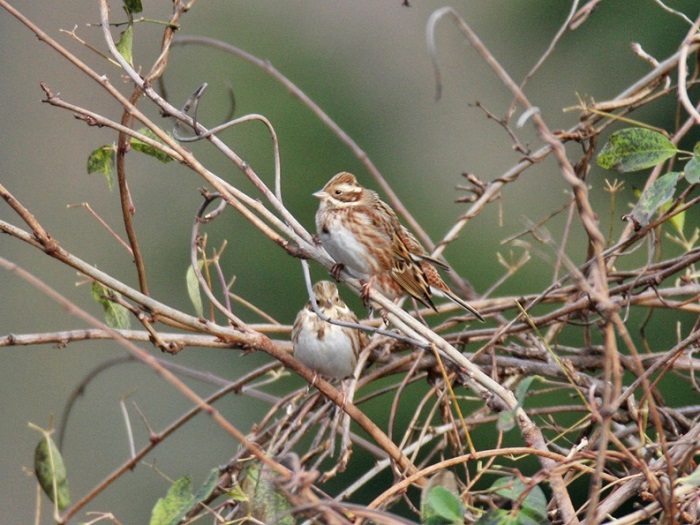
[2,1,700,523]
[0,254,289,523]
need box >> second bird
[314,172,483,321]
[292,280,368,379]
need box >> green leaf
[115,24,134,67]
[240,463,295,525]
[660,198,685,235]
[678,465,700,487]
[149,470,220,525]
[497,408,516,432]
[34,432,70,510]
[422,486,465,524]
[149,476,193,525]
[491,477,549,524]
[228,483,248,503]
[123,0,143,14]
[669,209,685,235]
[491,477,520,501]
[629,172,681,228]
[520,488,548,522]
[498,377,536,432]
[684,152,700,184]
[91,281,131,330]
[519,507,550,525]
[131,128,174,163]
[190,468,219,507]
[421,470,463,525]
[186,261,204,317]
[514,376,536,407]
[476,509,518,525]
[87,145,116,190]
[596,128,677,172]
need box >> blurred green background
[1,1,698,522]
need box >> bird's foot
[330,263,345,281]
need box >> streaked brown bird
[314,172,483,321]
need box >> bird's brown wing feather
[399,227,449,270]
[389,229,436,310]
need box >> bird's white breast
[294,315,357,379]
[317,210,384,279]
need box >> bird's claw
[360,281,372,307]
[330,263,345,281]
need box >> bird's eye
[334,189,342,195]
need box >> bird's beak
[312,189,325,199]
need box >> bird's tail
[438,288,485,322]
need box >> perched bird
[314,172,484,321]
[292,280,368,379]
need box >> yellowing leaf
[597,128,677,173]
[149,470,219,525]
[115,24,134,66]
[91,281,131,330]
[629,172,681,229]
[131,128,174,163]
[87,145,116,190]
[150,476,193,525]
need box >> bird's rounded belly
[294,327,355,379]
[320,221,385,278]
